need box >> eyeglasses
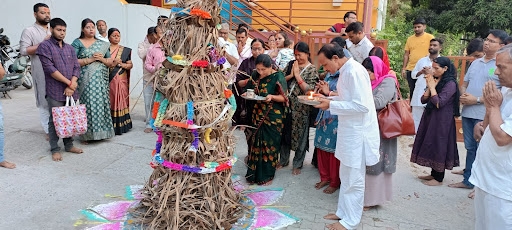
[219,31,229,35]
[484,38,501,44]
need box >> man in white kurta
[19,3,51,138]
[469,45,512,230]
[315,44,380,230]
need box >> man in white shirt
[315,44,380,230]
[235,28,252,67]
[19,3,51,140]
[137,27,157,133]
[345,22,373,63]
[96,20,109,42]
[410,38,442,132]
[470,44,512,230]
[218,23,240,70]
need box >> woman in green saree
[239,54,288,186]
[72,18,115,142]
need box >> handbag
[377,83,415,139]
[51,96,88,138]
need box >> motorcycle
[0,28,33,98]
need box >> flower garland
[154,98,169,128]
[150,92,165,130]
[187,101,200,152]
[151,130,237,173]
[190,9,212,20]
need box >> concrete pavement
[0,89,475,230]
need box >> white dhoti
[336,158,366,230]
[32,61,49,134]
[411,106,424,133]
[474,187,512,229]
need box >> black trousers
[431,169,445,182]
[406,70,416,100]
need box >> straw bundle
[132,0,242,229]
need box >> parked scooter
[0,28,33,98]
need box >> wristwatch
[477,97,481,104]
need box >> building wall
[0,0,170,97]
[251,0,379,32]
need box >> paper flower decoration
[192,60,209,68]
[172,55,183,60]
[190,9,212,19]
[224,89,233,98]
[217,57,226,65]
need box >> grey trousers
[280,125,309,169]
[47,97,74,154]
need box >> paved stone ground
[0,89,475,229]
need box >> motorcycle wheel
[22,72,33,89]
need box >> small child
[275,39,295,71]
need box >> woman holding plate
[241,54,288,186]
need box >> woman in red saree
[108,28,133,135]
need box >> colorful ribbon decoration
[151,130,237,173]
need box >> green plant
[378,16,411,98]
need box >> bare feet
[261,180,272,186]
[52,152,63,161]
[315,181,329,190]
[423,179,442,186]
[448,182,472,189]
[451,170,464,175]
[66,147,84,154]
[0,161,16,169]
[292,168,301,175]
[418,175,434,180]
[327,222,347,230]
[323,213,341,220]
[323,186,338,194]
[468,190,475,199]
[80,140,89,145]
[45,133,49,141]
[144,128,153,133]
[276,165,283,170]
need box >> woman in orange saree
[108,28,133,135]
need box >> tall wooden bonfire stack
[133,0,242,229]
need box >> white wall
[0,0,172,97]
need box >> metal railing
[219,0,364,42]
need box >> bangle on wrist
[328,91,333,96]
